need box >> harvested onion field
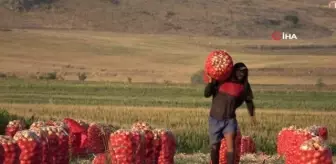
[1,29,336,163]
[0,79,335,163]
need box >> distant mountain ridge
[0,0,335,39]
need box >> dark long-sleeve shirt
[204,80,255,120]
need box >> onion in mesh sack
[109,128,162,164]
[131,122,155,163]
[30,127,50,164]
[45,121,69,132]
[109,129,138,163]
[277,126,297,156]
[218,130,242,164]
[6,120,26,137]
[63,118,88,157]
[13,130,42,164]
[76,119,89,130]
[240,136,256,155]
[282,128,312,164]
[87,123,113,154]
[204,50,234,83]
[0,135,19,164]
[41,126,69,164]
[295,137,333,164]
[29,121,46,129]
[131,121,153,131]
[153,129,177,164]
[305,125,328,140]
[92,153,110,164]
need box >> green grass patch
[0,79,336,111]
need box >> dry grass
[2,103,336,154]
[0,0,335,39]
[1,29,336,84]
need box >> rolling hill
[0,0,336,39]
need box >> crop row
[3,105,336,155]
[0,79,336,110]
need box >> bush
[2,0,56,12]
[77,72,87,81]
[38,72,57,80]
[315,78,326,89]
[0,72,7,78]
[0,109,36,135]
[127,77,132,83]
[190,69,204,84]
[284,15,299,25]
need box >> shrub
[2,0,57,12]
[77,72,87,81]
[127,77,132,83]
[190,69,204,85]
[0,109,35,135]
[284,15,299,25]
[38,72,57,80]
[315,78,326,89]
[0,72,7,78]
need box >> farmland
[0,28,336,163]
[0,79,336,163]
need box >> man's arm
[204,77,218,98]
[204,82,214,98]
[244,82,255,116]
[245,99,255,116]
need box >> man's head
[233,62,248,82]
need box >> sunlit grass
[3,104,335,155]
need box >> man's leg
[209,117,225,164]
[210,142,221,164]
[223,119,238,164]
[223,132,236,164]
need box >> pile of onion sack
[92,121,177,164]
[209,129,257,164]
[276,125,332,164]
[204,50,234,83]
[5,120,25,137]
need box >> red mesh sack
[76,119,89,130]
[0,141,3,164]
[69,133,89,157]
[92,153,110,164]
[131,122,155,163]
[292,137,333,164]
[240,136,256,155]
[204,50,233,83]
[75,119,89,155]
[30,127,50,164]
[45,121,69,133]
[30,121,46,129]
[63,118,86,133]
[87,123,113,154]
[41,126,69,164]
[109,129,158,164]
[131,121,153,131]
[277,126,296,156]
[153,129,176,164]
[218,130,242,164]
[305,125,328,140]
[5,120,25,137]
[109,129,143,164]
[284,129,312,164]
[13,130,42,164]
[63,118,88,157]
[0,135,20,164]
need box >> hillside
[0,0,336,38]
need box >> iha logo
[271,31,298,40]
